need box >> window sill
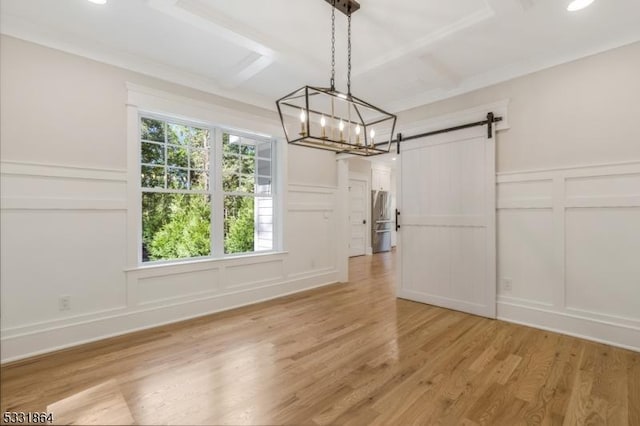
[125,250,289,273]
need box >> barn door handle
[395,209,401,231]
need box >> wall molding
[565,195,640,209]
[497,160,640,180]
[0,161,127,211]
[1,197,127,211]
[0,160,127,182]
[497,295,553,309]
[1,269,339,363]
[497,160,640,351]
[287,183,337,212]
[288,203,334,212]
[498,301,640,352]
[497,198,553,210]
[288,183,338,193]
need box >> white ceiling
[1,0,639,113]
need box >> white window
[140,115,276,263]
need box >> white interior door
[397,126,496,318]
[349,178,367,257]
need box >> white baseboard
[1,271,339,363]
[498,300,640,352]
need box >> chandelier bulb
[300,109,306,136]
[320,115,327,138]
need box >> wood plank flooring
[1,251,638,425]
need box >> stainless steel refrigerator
[371,190,392,253]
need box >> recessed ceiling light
[392,157,397,161]
[567,0,594,12]
[87,0,107,4]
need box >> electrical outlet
[59,295,71,311]
[501,278,513,292]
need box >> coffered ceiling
[1,0,639,112]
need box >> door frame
[348,171,370,257]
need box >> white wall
[398,42,640,350]
[400,42,640,173]
[0,35,341,362]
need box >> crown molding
[0,13,277,112]
[385,35,640,114]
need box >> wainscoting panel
[286,184,337,277]
[1,165,340,362]
[0,210,128,329]
[565,208,640,321]
[224,258,284,290]
[497,209,555,306]
[138,268,221,305]
[496,161,640,351]
[0,161,127,208]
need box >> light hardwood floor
[1,252,639,425]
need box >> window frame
[138,112,279,265]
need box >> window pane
[142,193,211,262]
[257,141,272,159]
[239,175,255,193]
[167,167,188,189]
[166,123,209,147]
[224,196,254,254]
[167,123,188,146]
[224,134,240,153]
[167,145,188,168]
[193,128,209,149]
[241,156,254,175]
[141,142,164,165]
[190,170,208,191]
[257,158,271,176]
[141,118,165,142]
[184,127,208,149]
[191,149,208,170]
[223,173,239,193]
[141,165,165,188]
[257,175,272,195]
[223,153,240,175]
[240,144,255,156]
[222,174,254,193]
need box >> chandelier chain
[330,1,336,90]
[347,11,352,95]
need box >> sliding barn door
[397,126,496,318]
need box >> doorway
[348,178,368,257]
